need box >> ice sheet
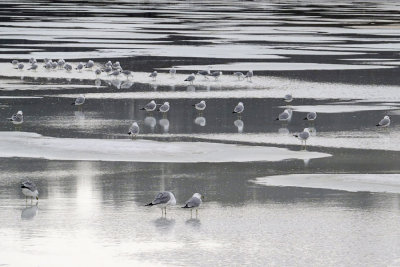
[0,132,330,163]
[286,104,399,113]
[252,174,400,193]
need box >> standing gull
[182,193,204,217]
[76,63,84,72]
[146,191,176,216]
[197,67,211,80]
[21,180,39,203]
[149,71,158,81]
[72,94,85,106]
[95,69,101,77]
[64,64,72,72]
[128,122,140,138]
[169,67,176,77]
[209,71,222,80]
[28,63,38,71]
[85,60,94,70]
[121,70,133,80]
[12,59,19,66]
[233,102,244,115]
[17,63,24,70]
[233,72,244,81]
[184,73,196,84]
[304,111,317,121]
[8,110,23,125]
[376,115,390,128]
[284,94,293,103]
[158,102,170,116]
[294,128,311,150]
[276,109,292,122]
[193,100,206,114]
[245,70,253,82]
[140,100,157,112]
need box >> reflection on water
[94,78,101,88]
[144,116,156,132]
[194,116,206,127]
[153,217,176,233]
[185,218,201,228]
[159,118,170,133]
[234,119,244,133]
[187,85,195,92]
[278,127,289,135]
[21,204,38,220]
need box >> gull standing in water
[149,71,158,81]
[184,73,196,84]
[193,100,206,115]
[21,180,39,203]
[128,122,140,139]
[233,72,244,81]
[376,115,390,128]
[140,100,157,112]
[169,67,176,77]
[182,193,204,217]
[72,94,85,106]
[197,67,211,80]
[233,102,244,118]
[276,109,292,122]
[8,110,23,125]
[146,191,176,216]
[304,111,317,121]
[76,63,84,72]
[294,128,311,150]
[12,59,19,66]
[121,70,133,80]
[284,94,293,103]
[245,70,253,82]
[209,71,222,81]
[158,102,170,117]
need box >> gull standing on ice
[158,101,170,116]
[95,69,101,77]
[197,67,211,80]
[28,63,38,71]
[185,73,196,84]
[233,72,244,81]
[284,94,293,103]
[294,128,311,150]
[121,70,133,80]
[209,71,222,80]
[149,71,158,81]
[85,60,94,70]
[376,115,390,128]
[140,100,157,112]
[304,111,317,121]
[72,94,85,106]
[146,191,176,216]
[16,63,24,70]
[182,193,204,217]
[233,102,244,115]
[12,59,19,66]
[8,110,23,124]
[193,100,206,113]
[276,109,292,122]
[128,122,140,138]
[76,63,84,72]
[169,66,176,77]
[64,64,72,72]
[21,180,39,203]
[245,70,253,81]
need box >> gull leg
[196,209,198,218]
[191,209,193,218]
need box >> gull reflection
[152,84,158,91]
[111,79,122,89]
[144,116,156,133]
[21,204,38,220]
[153,217,175,233]
[234,119,244,133]
[159,118,170,133]
[278,127,289,135]
[185,218,201,228]
[194,116,206,127]
[121,80,133,89]
[170,85,175,92]
[94,78,101,88]
[303,158,311,167]
[187,85,195,92]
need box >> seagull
[197,67,211,80]
[233,102,244,114]
[149,71,158,81]
[28,63,38,71]
[8,110,23,124]
[284,94,293,103]
[209,71,222,80]
[51,61,58,70]
[72,94,85,106]
[276,109,292,122]
[294,128,311,149]
[85,60,94,69]
[169,67,176,77]
[304,111,317,121]
[112,61,121,70]
[145,191,176,216]
[44,61,52,70]
[43,58,51,64]
[245,70,253,81]
[158,102,170,115]
[193,100,206,112]
[140,100,157,112]
[233,72,244,81]
[376,115,390,128]
[16,63,24,70]
[105,61,112,68]
[21,180,39,203]
[76,63,84,72]
[182,193,204,217]
[11,59,19,66]
[95,69,101,76]
[29,57,36,64]
[103,66,112,74]
[109,69,121,79]
[128,122,140,138]
[121,70,133,80]
[184,73,196,84]
[57,59,65,69]
[64,64,72,72]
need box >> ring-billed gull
[193,100,206,112]
[103,66,112,74]
[64,64,72,72]
[85,60,94,69]
[182,193,204,217]
[121,70,133,80]
[12,59,19,66]
[51,61,58,70]
[72,94,85,106]
[294,128,311,149]
[57,59,65,69]
[128,122,140,138]
[28,63,38,71]
[233,102,244,114]
[169,66,176,77]
[146,191,176,216]
[109,69,121,79]
[76,63,84,72]
[304,111,317,121]
[140,100,157,112]
[209,71,222,80]
[17,63,24,70]
[197,67,211,80]
[112,61,120,70]
[105,61,112,68]
[276,109,292,122]
[21,180,39,203]
[233,72,244,81]
[29,57,36,64]
[245,70,253,81]
[284,94,293,103]
[95,69,101,76]
[158,102,170,116]
[185,73,196,84]
[149,71,158,81]
[8,110,23,124]
[376,115,390,127]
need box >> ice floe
[0,132,330,163]
[252,174,400,193]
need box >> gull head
[164,102,169,105]
[238,102,243,106]
[200,100,205,104]
[193,193,203,200]
[304,128,310,133]
[384,115,390,120]
[17,110,23,115]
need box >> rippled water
[1,1,400,266]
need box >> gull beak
[201,195,205,200]
[36,196,39,200]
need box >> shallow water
[1,1,400,266]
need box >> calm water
[1,1,400,266]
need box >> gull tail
[376,124,381,127]
[303,117,308,120]
[275,118,279,120]
[232,111,236,114]
[71,102,76,105]
[181,204,190,208]
[293,134,299,138]
[145,203,154,206]
[140,108,145,110]
[192,104,196,107]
